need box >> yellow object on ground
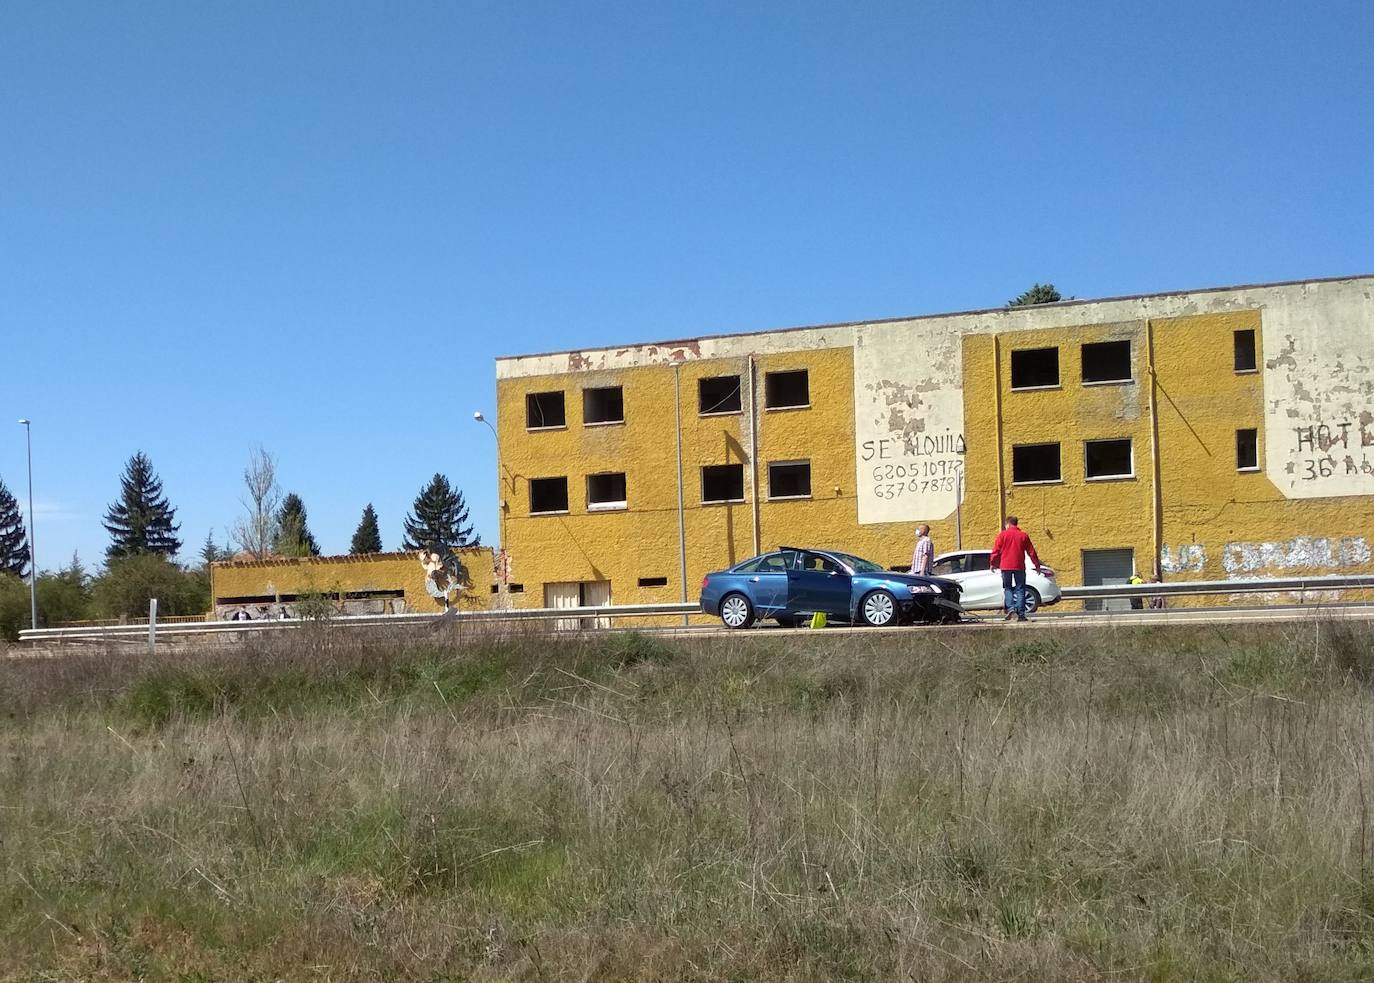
[809,611,827,629]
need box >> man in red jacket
[989,515,1042,622]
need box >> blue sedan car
[699,546,964,629]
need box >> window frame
[585,472,628,511]
[1010,442,1063,485]
[528,476,570,515]
[525,391,567,431]
[701,463,746,504]
[698,375,743,416]
[1080,340,1134,386]
[766,459,813,501]
[764,369,811,411]
[1234,329,1258,374]
[1236,428,1260,472]
[1009,347,1061,391]
[1083,437,1136,481]
[582,386,625,427]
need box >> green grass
[3,620,1374,980]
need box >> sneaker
[1003,610,1015,621]
[1016,615,1028,622]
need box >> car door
[932,552,999,609]
[786,551,852,618]
[957,552,1000,608]
[739,552,789,616]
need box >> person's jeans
[1002,569,1027,616]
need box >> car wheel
[860,590,898,627]
[719,593,755,629]
[1023,588,1042,615]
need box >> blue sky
[3,0,1372,570]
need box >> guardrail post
[148,598,157,655]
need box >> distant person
[1129,572,1146,610]
[989,515,1042,622]
[1149,574,1167,610]
[910,523,934,575]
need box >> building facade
[493,275,1374,612]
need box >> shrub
[91,554,209,618]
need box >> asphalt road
[647,601,1374,639]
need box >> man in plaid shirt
[910,524,934,575]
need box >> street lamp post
[473,411,508,589]
[17,419,35,631]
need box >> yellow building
[210,548,497,620]
[493,275,1374,611]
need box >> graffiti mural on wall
[1160,544,1207,574]
[421,546,470,609]
[1221,535,1371,576]
[1289,420,1374,485]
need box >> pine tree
[200,530,230,568]
[1007,283,1065,307]
[402,474,478,550]
[272,493,321,557]
[350,504,383,554]
[0,477,29,578]
[103,452,182,560]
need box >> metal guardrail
[1059,573,1374,600]
[18,602,702,643]
[14,574,1374,644]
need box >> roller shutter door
[1082,548,1135,612]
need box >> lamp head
[472,411,485,422]
[18,419,30,425]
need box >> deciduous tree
[91,554,208,619]
[230,446,282,559]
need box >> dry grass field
[3,619,1374,981]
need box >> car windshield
[831,552,886,574]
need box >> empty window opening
[587,472,627,510]
[1234,329,1257,372]
[699,375,742,414]
[1012,443,1062,484]
[1081,341,1132,384]
[1236,429,1259,470]
[638,576,668,588]
[1085,438,1134,479]
[765,370,809,409]
[507,583,525,593]
[768,461,812,499]
[529,477,569,514]
[583,386,624,425]
[526,391,566,429]
[702,464,745,503]
[1010,348,1060,389]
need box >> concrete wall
[494,275,1374,604]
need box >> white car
[928,549,1061,614]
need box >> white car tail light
[1040,566,1056,578]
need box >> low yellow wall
[209,549,496,619]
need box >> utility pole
[18,419,35,631]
